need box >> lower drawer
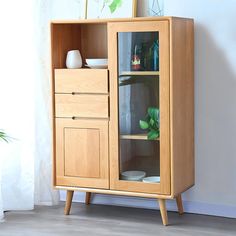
[55,94,108,118]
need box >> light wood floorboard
[1,203,236,236]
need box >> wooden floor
[1,203,236,236]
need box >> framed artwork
[86,0,137,19]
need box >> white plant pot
[66,50,82,69]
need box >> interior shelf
[119,71,160,76]
[120,134,159,140]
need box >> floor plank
[1,203,236,236]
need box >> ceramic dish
[121,171,146,181]
[85,64,108,69]
[142,176,160,183]
[85,58,108,68]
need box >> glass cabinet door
[118,32,160,182]
[109,21,170,194]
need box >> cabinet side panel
[170,19,194,196]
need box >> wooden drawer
[54,69,108,94]
[55,94,108,118]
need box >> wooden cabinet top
[51,16,193,25]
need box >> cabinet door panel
[108,21,170,194]
[55,118,109,189]
[64,128,100,178]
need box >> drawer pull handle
[72,92,80,95]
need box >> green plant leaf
[0,130,9,143]
[148,107,159,121]
[139,120,149,129]
[147,130,159,140]
[109,0,122,13]
[149,118,155,126]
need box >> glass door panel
[118,32,160,184]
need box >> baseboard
[60,190,236,219]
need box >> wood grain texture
[108,20,170,195]
[56,186,173,199]
[158,199,168,226]
[56,118,109,189]
[64,190,74,215]
[51,17,192,24]
[51,24,81,69]
[55,94,108,118]
[64,128,100,178]
[51,18,195,209]
[176,194,184,215]
[170,18,194,196]
[80,23,108,60]
[55,69,108,94]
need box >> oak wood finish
[51,24,81,69]
[108,20,170,195]
[64,128,100,178]
[80,24,108,60]
[51,17,194,226]
[85,192,92,205]
[170,18,194,196]
[56,185,173,199]
[176,194,184,215]
[56,118,109,189]
[158,199,168,226]
[55,94,108,118]
[55,69,108,94]
[64,190,74,215]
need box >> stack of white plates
[85,58,108,69]
[142,176,160,183]
[121,171,146,181]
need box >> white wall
[164,0,236,215]
[53,0,236,218]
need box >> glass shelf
[119,71,160,77]
[120,134,159,141]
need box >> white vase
[66,50,82,69]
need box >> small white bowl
[142,176,160,183]
[85,58,108,66]
[121,171,146,181]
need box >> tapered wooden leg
[158,199,168,226]
[176,194,184,215]
[85,192,91,205]
[64,190,74,215]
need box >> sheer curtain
[0,0,59,221]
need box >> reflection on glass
[118,31,160,184]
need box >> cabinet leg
[176,194,184,215]
[64,190,74,215]
[158,199,168,226]
[85,192,91,205]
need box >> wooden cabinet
[51,17,194,226]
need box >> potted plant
[139,107,160,140]
[0,130,9,143]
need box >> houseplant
[0,130,9,142]
[139,107,160,140]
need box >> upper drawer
[54,69,108,94]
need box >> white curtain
[0,0,59,221]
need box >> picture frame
[86,0,137,19]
